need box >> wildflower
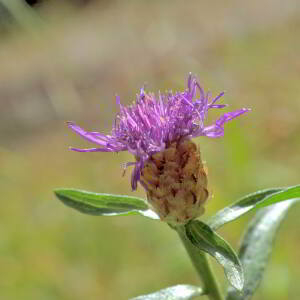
[68,74,250,224]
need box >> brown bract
[141,139,208,224]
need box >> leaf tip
[53,188,67,198]
[53,188,61,197]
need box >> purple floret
[68,73,250,190]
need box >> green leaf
[226,199,299,300]
[185,220,244,291]
[207,188,282,230]
[255,185,300,209]
[54,188,159,219]
[130,285,205,300]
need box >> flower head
[68,74,250,223]
[68,73,249,189]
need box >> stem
[176,226,224,300]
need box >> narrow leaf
[54,188,159,219]
[185,220,244,291]
[130,284,204,300]
[207,188,282,230]
[255,185,300,209]
[226,199,299,300]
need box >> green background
[0,0,300,299]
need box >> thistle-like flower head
[68,73,249,189]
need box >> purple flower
[68,74,250,191]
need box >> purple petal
[116,95,121,106]
[216,108,251,127]
[202,125,224,138]
[69,147,115,152]
[208,104,228,109]
[210,91,225,105]
[67,122,108,146]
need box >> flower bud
[140,139,208,224]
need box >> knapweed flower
[68,74,250,224]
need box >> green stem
[176,226,224,300]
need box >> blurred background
[0,0,300,299]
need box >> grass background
[0,0,300,299]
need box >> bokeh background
[0,0,300,299]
